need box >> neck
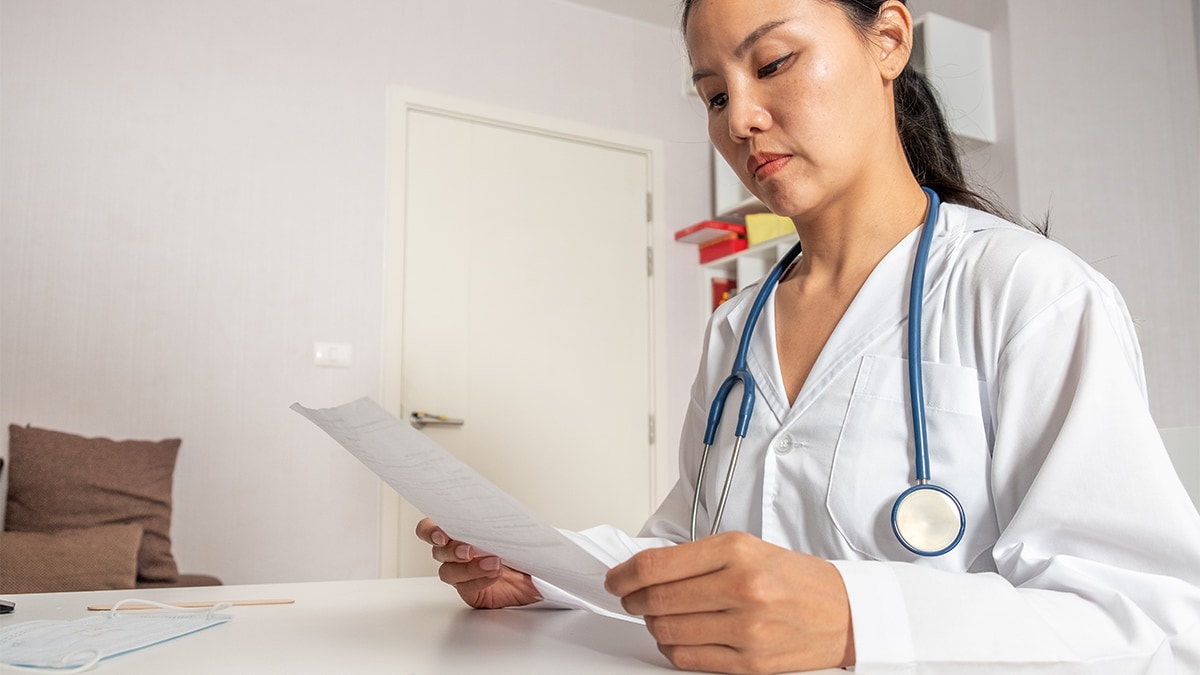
[788,176,929,285]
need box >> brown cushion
[137,573,223,589]
[0,523,143,593]
[5,425,180,583]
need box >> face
[686,0,901,220]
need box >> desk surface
[1,577,687,674]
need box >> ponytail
[894,65,1011,220]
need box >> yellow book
[744,213,795,246]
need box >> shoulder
[942,205,1097,283]
[939,203,1124,309]
[937,204,1142,368]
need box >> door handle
[410,411,465,429]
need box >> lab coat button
[774,435,793,454]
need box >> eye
[756,53,793,78]
[706,92,728,111]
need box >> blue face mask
[0,599,231,672]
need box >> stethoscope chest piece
[891,483,966,556]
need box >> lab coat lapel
[787,210,950,419]
[748,293,793,424]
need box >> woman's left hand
[604,531,854,674]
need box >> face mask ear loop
[106,598,230,619]
[108,598,174,617]
[205,603,232,621]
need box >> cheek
[810,50,889,128]
[788,60,840,129]
[707,119,745,173]
[783,59,872,154]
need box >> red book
[674,220,746,245]
[698,237,748,264]
[711,277,737,311]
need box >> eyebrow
[691,19,790,84]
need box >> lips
[748,152,790,181]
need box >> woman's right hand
[415,517,543,609]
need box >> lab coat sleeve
[838,254,1200,673]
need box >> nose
[726,90,770,142]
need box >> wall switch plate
[314,342,353,368]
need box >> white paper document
[291,397,629,617]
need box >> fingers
[433,542,481,564]
[657,642,763,675]
[443,557,505,599]
[606,531,756,598]
[617,571,728,617]
[644,611,732,648]
[644,613,781,675]
[414,519,540,610]
[606,546,687,598]
[615,538,856,673]
[437,553,503,586]
[414,518,448,546]
[415,518,483,563]
[417,518,501,590]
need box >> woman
[418,0,1200,672]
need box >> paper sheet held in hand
[291,397,628,617]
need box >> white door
[385,98,660,577]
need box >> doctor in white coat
[417,0,1200,672]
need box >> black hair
[680,0,1024,225]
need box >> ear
[872,0,913,82]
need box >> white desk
[0,577,682,673]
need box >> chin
[755,177,839,222]
[755,190,807,220]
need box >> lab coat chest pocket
[827,355,995,567]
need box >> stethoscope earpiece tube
[702,371,755,445]
[894,187,965,557]
[908,187,939,483]
[695,241,805,540]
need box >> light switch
[313,342,353,368]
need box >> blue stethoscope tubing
[690,187,966,556]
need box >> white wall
[912,0,1200,502]
[3,0,1196,585]
[1006,0,1199,432]
[1011,0,1200,501]
[0,0,711,584]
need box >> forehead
[685,0,853,60]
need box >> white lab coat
[536,203,1200,673]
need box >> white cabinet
[912,13,996,144]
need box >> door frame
[380,87,670,577]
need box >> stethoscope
[690,187,966,557]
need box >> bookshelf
[690,152,798,315]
